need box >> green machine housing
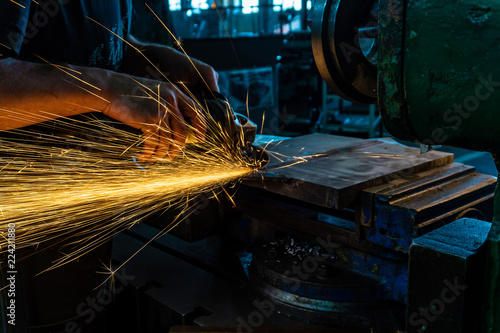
[311,0,500,331]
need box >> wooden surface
[246,134,454,209]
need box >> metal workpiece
[408,218,490,333]
[244,134,454,209]
[242,135,494,249]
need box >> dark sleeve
[125,0,136,39]
[0,0,31,56]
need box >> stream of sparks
[0,5,266,275]
[0,107,262,271]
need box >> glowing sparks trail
[0,42,11,51]
[0,108,263,270]
[0,5,266,272]
[9,0,25,8]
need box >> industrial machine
[3,0,499,331]
[94,0,500,331]
[109,133,495,333]
[309,0,500,331]
[109,0,500,331]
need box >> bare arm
[0,57,110,130]
[0,57,206,161]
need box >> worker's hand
[103,76,206,162]
[153,45,219,93]
[178,54,219,93]
[123,36,220,93]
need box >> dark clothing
[0,0,133,71]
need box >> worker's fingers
[138,128,159,162]
[129,82,209,162]
[168,110,188,159]
[177,95,206,142]
[152,126,173,160]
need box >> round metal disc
[311,0,378,104]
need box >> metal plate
[245,134,454,209]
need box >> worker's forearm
[0,55,209,160]
[0,57,113,131]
